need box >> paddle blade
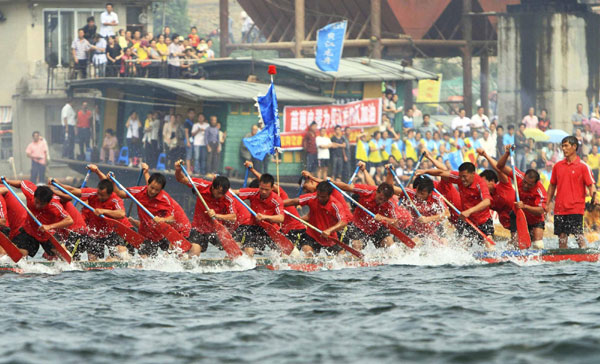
[327,237,364,259]
[384,222,416,249]
[259,221,294,255]
[515,209,531,249]
[159,222,192,252]
[0,232,23,263]
[211,219,243,258]
[105,219,145,249]
[46,234,72,263]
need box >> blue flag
[316,20,347,72]
[243,82,281,161]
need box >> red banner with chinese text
[281,98,382,150]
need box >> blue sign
[316,20,347,72]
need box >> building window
[44,8,104,67]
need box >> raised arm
[424,150,447,171]
[358,161,376,186]
[107,172,127,199]
[174,161,188,185]
[415,168,452,179]
[88,164,108,182]
[495,144,515,177]
[476,148,509,184]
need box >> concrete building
[0,0,157,176]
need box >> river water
[1,242,599,364]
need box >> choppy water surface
[1,242,600,364]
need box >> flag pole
[269,68,281,196]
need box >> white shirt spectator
[451,116,471,133]
[151,118,160,141]
[126,118,141,139]
[61,103,76,126]
[99,10,119,37]
[470,113,490,129]
[192,122,208,146]
[168,43,184,67]
[71,38,91,60]
[316,136,331,159]
[479,136,496,158]
[92,38,107,65]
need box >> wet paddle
[407,152,426,187]
[388,167,422,218]
[127,168,144,217]
[283,210,363,258]
[74,169,91,208]
[1,177,72,263]
[242,167,249,188]
[510,150,532,250]
[50,181,144,249]
[108,174,192,252]
[229,191,294,255]
[328,181,416,249]
[432,186,496,246]
[0,231,23,263]
[348,165,360,184]
[179,164,243,259]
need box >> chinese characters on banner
[315,21,347,72]
[281,98,382,150]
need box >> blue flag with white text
[243,82,281,161]
[316,21,347,72]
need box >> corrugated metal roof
[202,57,438,82]
[68,78,334,104]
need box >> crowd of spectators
[70,4,215,80]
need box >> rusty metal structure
[217,0,521,116]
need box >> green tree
[153,0,191,36]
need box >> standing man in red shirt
[236,173,285,256]
[546,136,596,248]
[496,145,547,249]
[0,180,73,258]
[76,101,92,160]
[175,163,236,253]
[283,181,349,256]
[303,121,318,174]
[419,162,494,249]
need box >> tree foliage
[152,0,191,36]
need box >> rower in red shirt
[283,181,349,256]
[476,148,517,245]
[0,194,9,237]
[496,145,548,249]
[329,178,407,251]
[0,180,73,258]
[300,170,352,219]
[421,151,462,225]
[236,173,285,256]
[546,136,596,248]
[111,169,201,257]
[175,163,236,252]
[419,161,494,249]
[3,191,27,239]
[244,161,308,248]
[386,172,447,238]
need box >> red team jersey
[21,181,70,241]
[62,201,87,236]
[490,180,515,229]
[187,178,235,234]
[238,188,284,229]
[277,187,305,233]
[127,186,174,242]
[298,193,348,246]
[351,184,399,234]
[434,179,461,223]
[447,171,492,226]
[4,192,27,238]
[80,188,131,238]
[227,192,253,230]
[400,189,445,233]
[168,197,191,238]
[550,157,594,216]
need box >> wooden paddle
[1,177,72,263]
[328,181,416,249]
[229,191,294,255]
[0,232,23,263]
[50,181,144,249]
[126,168,144,217]
[510,150,532,249]
[108,174,192,253]
[348,165,360,184]
[283,210,363,258]
[388,167,422,218]
[179,164,243,259]
[73,169,91,208]
[432,186,496,246]
[407,152,426,187]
